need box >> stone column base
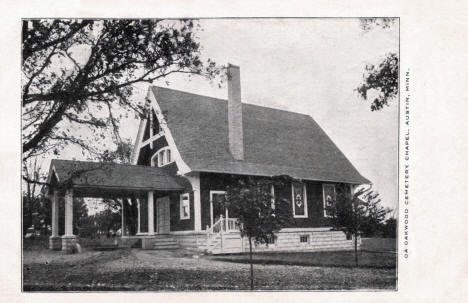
[49,236,62,250]
[61,235,77,253]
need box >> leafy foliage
[100,139,133,164]
[326,184,391,265]
[221,175,293,289]
[22,19,221,159]
[223,176,293,244]
[359,18,396,31]
[356,53,399,111]
[381,217,397,238]
[23,158,49,235]
[326,185,391,237]
[23,193,49,236]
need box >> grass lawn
[212,250,396,269]
[23,238,396,291]
[361,237,397,252]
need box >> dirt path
[97,249,253,272]
[23,248,396,291]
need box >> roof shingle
[152,86,370,184]
[50,159,185,191]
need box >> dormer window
[151,146,173,167]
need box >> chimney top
[227,63,244,161]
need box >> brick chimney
[227,64,244,160]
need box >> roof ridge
[151,85,312,118]
[52,159,156,169]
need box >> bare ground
[23,247,396,291]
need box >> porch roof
[48,159,185,197]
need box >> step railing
[206,215,240,234]
[205,216,241,253]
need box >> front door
[210,191,227,226]
[156,196,170,234]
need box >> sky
[59,18,399,212]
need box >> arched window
[151,146,173,167]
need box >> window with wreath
[179,193,190,220]
[322,184,336,217]
[292,182,308,218]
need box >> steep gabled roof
[152,86,370,184]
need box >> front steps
[137,235,180,250]
[152,235,180,250]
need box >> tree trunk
[354,232,358,267]
[249,236,254,290]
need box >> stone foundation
[61,235,77,253]
[201,229,359,254]
[49,236,62,250]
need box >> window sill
[293,215,308,219]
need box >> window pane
[180,194,190,219]
[167,149,171,163]
[158,150,164,166]
[293,183,305,216]
[323,184,336,216]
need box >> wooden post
[121,198,126,237]
[137,198,141,234]
[148,191,154,235]
[64,188,73,236]
[220,215,224,234]
[62,188,77,253]
[225,209,229,232]
[210,199,213,227]
[49,189,61,250]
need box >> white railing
[205,216,244,254]
[206,215,240,234]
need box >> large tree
[222,176,293,290]
[22,19,220,160]
[356,53,399,111]
[356,18,399,111]
[22,158,48,235]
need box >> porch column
[49,189,61,250]
[137,198,141,234]
[62,188,77,253]
[147,191,154,235]
[64,188,73,236]
[185,173,201,231]
[121,198,126,237]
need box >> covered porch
[46,160,186,252]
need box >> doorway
[156,196,170,234]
